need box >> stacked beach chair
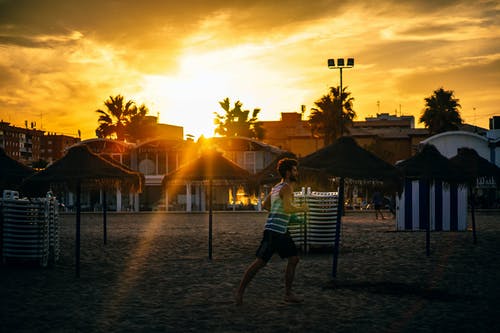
[1,190,59,267]
[290,190,339,253]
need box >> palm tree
[419,87,463,135]
[308,86,355,146]
[124,104,156,142]
[95,95,135,140]
[213,98,264,139]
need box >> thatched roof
[162,150,251,186]
[396,144,463,182]
[299,136,399,181]
[0,147,35,192]
[252,151,297,185]
[22,145,142,194]
[100,154,146,191]
[449,147,500,184]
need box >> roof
[206,136,286,154]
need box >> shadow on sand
[323,280,477,302]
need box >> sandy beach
[1,210,499,332]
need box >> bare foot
[284,293,303,303]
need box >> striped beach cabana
[396,144,465,256]
[396,179,467,231]
[450,147,500,243]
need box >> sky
[0,0,499,140]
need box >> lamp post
[327,58,354,137]
[327,58,353,279]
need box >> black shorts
[255,230,298,262]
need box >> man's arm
[262,193,271,211]
[280,183,308,214]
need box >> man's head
[277,158,299,181]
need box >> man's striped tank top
[264,182,291,234]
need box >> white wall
[421,131,493,163]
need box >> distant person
[235,158,308,306]
[372,189,385,220]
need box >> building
[0,121,44,165]
[419,116,498,164]
[259,112,321,158]
[260,112,430,163]
[65,135,287,212]
[419,116,500,208]
[205,136,287,174]
[40,133,81,163]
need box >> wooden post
[75,180,81,278]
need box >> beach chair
[1,190,60,267]
[290,191,339,253]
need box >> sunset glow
[0,1,498,139]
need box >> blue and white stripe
[396,179,467,231]
[264,182,291,234]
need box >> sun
[135,48,276,140]
[137,52,249,140]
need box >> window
[244,151,256,173]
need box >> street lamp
[327,57,354,279]
[327,58,354,137]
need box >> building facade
[67,136,286,212]
[0,121,44,165]
[259,112,430,163]
[40,133,81,164]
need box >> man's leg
[284,256,302,303]
[235,258,266,305]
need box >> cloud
[0,0,498,136]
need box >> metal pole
[103,190,107,245]
[470,187,477,244]
[339,67,343,137]
[426,180,431,257]
[75,180,81,278]
[332,177,344,278]
[208,179,213,260]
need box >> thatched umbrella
[252,151,297,186]
[300,136,400,278]
[22,145,142,277]
[396,144,464,256]
[100,155,145,245]
[0,147,35,193]
[162,150,250,259]
[450,147,500,244]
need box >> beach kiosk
[396,180,467,231]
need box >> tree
[308,86,355,146]
[213,98,265,139]
[95,95,153,142]
[419,87,463,135]
[124,104,156,142]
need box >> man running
[235,158,308,305]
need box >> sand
[1,210,499,332]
